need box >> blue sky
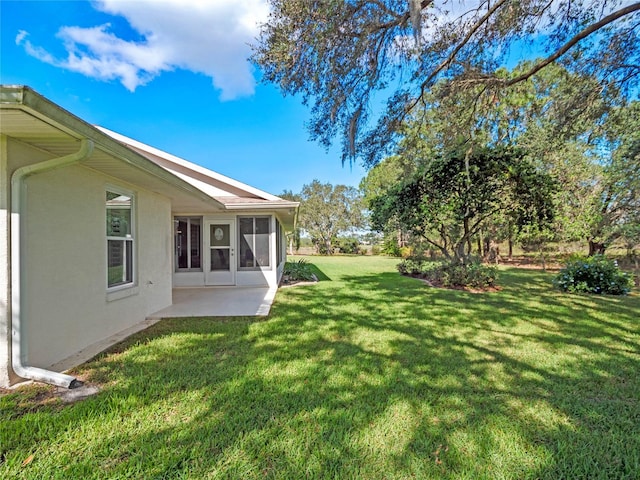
[0,0,367,195]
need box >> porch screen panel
[175,219,189,269]
[276,220,283,266]
[238,216,271,269]
[174,217,202,271]
[190,218,202,269]
[239,217,254,268]
[255,217,270,267]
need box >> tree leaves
[370,146,556,262]
[297,180,365,254]
[254,0,640,164]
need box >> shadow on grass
[2,261,639,479]
[307,262,331,282]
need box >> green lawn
[2,256,639,479]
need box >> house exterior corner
[0,85,299,388]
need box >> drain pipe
[11,138,94,388]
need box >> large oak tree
[253,1,640,165]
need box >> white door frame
[205,219,236,286]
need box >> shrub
[283,259,316,282]
[337,237,367,255]
[381,239,401,257]
[398,258,425,275]
[438,260,498,289]
[554,255,633,295]
[397,257,498,289]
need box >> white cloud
[17,0,270,100]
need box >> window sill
[107,285,139,302]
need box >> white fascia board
[96,126,282,202]
[223,202,299,210]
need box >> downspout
[11,138,94,389]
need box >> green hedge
[398,258,498,289]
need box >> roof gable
[96,126,282,202]
[2,85,298,227]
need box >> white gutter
[11,138,94,389]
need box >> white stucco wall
[15,147,172,373]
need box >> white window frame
[106,187,136,291]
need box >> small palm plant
[283,259,316,283]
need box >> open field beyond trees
[2,256,639,479]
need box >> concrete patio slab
[148,286,277,319]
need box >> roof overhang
[1,85,300,229]
[0,85,224,213]
[219,199,299,230]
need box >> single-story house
[0,85,299,388]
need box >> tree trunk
[508,235,513,260]
[487,240,501,264]
[325,238,333,255]
[588,240,606,256]
[455,241,467,264]
[538,243,546,272]
[459,217,471,263]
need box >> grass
[2,255,639,479]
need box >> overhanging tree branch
[421,0,510,90]
[255,0,640,165]
[504,3,640,86]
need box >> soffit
[0,109,80,155]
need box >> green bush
[554,255,633,295]
[397,258,441,276]
[397,257,498,289]
[381,239,401,257]
[439,260,498,289]
[283,259,316,282]
[337,237,364,255]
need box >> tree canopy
[253,1,640,165]
[359,60,639,256]
[297,180,365,254]
[370,146,556,263]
